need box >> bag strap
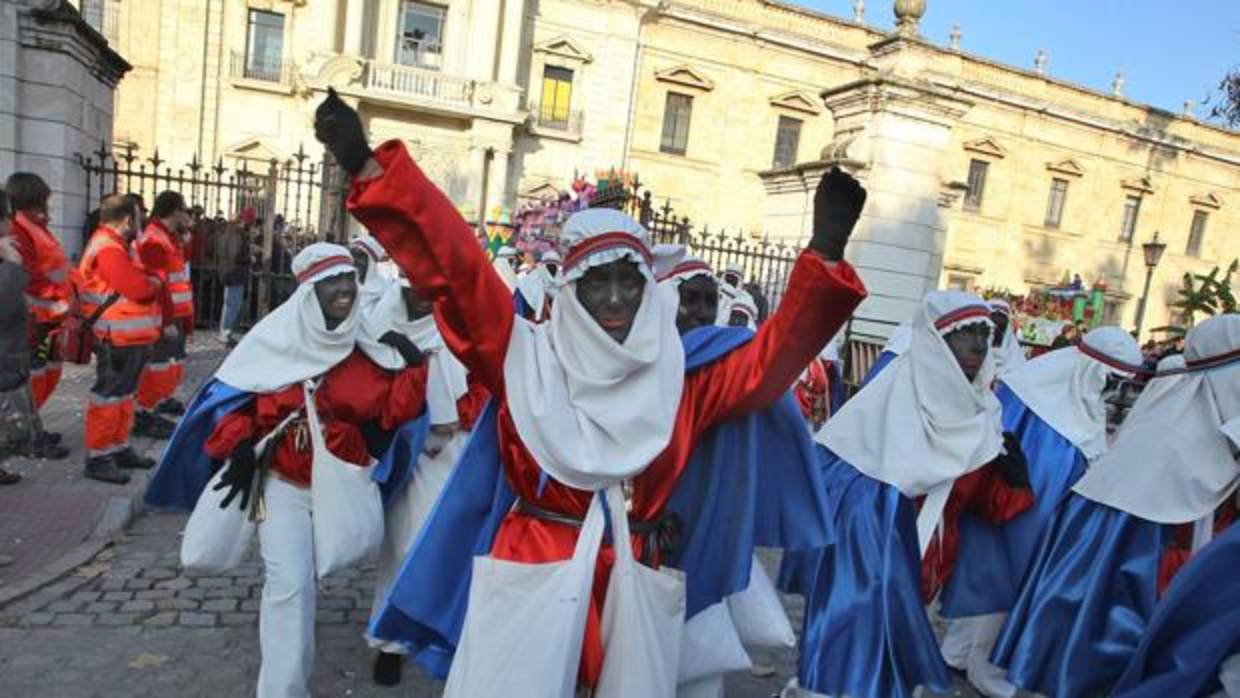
[83,292,122,327]
[603,485,636,565]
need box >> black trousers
[91,342,151,399]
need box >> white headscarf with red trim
[818,290,1003,554]
[1002,326,1141,461]
[503,209,685,490]
[216,243,360,393]
[349,233,390,309]
[989,299,1028,376]
[729,290,758,330]
[1073,314,1240,524]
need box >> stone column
[341,0,366,57]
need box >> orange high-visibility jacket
[137,219,194,319]
[78,227,163,347]
[11,211,72,325]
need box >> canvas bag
[595,485,687,698]
[180,409,301,573]
[443,491,606,698]
[304,380,384,578]
[727,554,797,649]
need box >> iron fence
[76,142,350,330]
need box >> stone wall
[1,1,128,255]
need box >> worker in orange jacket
[5,173,72,458]
[78,194,172,484]
[134,191,194,437]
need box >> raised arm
[319,91,514,394]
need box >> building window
[1119,195,1141,243]
[964,159,989,211]
[398,1,445,70]
[660,93,693,156]
[772,116,802,169]
[1044,177,1069,229]
[947,274,974,292]
[538,66,574,129]
[245,10,285,82]
[1186,209,1209,257]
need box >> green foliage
[1167,259,1239,335]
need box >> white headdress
[503,209,685,490]
[1002,326,1141,460]
[349,233,390,309]
[729,290,758,330]
[988,299,1028,376]
[216,243,359,392]
[1073,314,1240,524]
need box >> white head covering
[883,323,913,355]
[502,209,686,490]
[1002,326,1141,461]
[540,250,561,265]
[349,234,390,308]
[818,291,1003,553]
[216,243,359,392]
[516,264,556,320]
[729,290,758,330]
[358,278,469,425]
[1072,315,1240,524]
[989,299,1028,376]
[492,248,518,291]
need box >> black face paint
[314,272,358,330]
[728,310,751,328]
[545,263,559,278]
[676,275,718,335]
[722,271,741,287]
[350,248,370,282]
[1103,372,1139,433]
[400,285,433,320]
[990,311,1010,348]
[575,259,645,344]
[943,323,992,381]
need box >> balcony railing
[363,60,474,106]
[230,51,294,85]
[528,105,585,136]
[396,40,445,71]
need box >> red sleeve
[380,363,429,430]
[137,236,171,273]
[688,251,866,427]
[966,463,1035,525]
[204,408,257,460]
[456,375,490,431]
[94,246,161,303]
[347,141,514,396]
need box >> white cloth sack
[181,409,302,573]
[595,485,687,698]
[727,554,796,649]
[304,381,383,579]
[679,601,751,684]
[443,491,606,698]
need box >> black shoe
[21,439,70,460]
[35,431,62,446]
[157,398,186,416]
[373,651,402,686]
[114,448,155,470]
[85,456,131,484]
[134,412,177,440]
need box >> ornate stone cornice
[20,2,131,87]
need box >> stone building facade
[108,0,1239,337]
[1,0,129,253]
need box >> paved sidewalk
[0,334,226,601]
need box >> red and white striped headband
[658,259,713,283]
[1077,340,1144,374]
[562,231,653,274]
[933,304,993,332]
[295,255,355,284]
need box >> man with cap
[315,87,867,692]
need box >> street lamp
[1133,231,1167,341]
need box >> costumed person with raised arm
[936,326,1141,698]
[362,275,481,688]
[787,290,1035,698]
[349,233,390,309]
[992,313,1240,698]
[144,243,428,698]
[987,299,1027,377]
[313,88,866,694]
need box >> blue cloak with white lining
[367,324,832,678]
[937,382,1089,617]
[1113,521,1240,698]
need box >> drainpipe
[196,0,213,158]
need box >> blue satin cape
[938,384,1088,617]
[797,451,953,698]
[991,493,1169,698]
[368,324,832,678]
[1113,522,1240,698]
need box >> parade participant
[492,245,519,290]
[1112,515,1240,698]
[993,314,1240,698]
[727,290,759,329]
[515,249,561,322]
[78,194,168,483]
[658,251,717,335]
[145,242,428,698]
[315,87,867,690]
[349,233,389,309]
[360,276,475,688]
[6,173,72,454]
[987,299,1027,377]
[715,262,743,325]
[0,189,34,482]
[787,290,1034,698]
[936,326,1141,698]
[134,191,194,436]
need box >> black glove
[213,439,257,510]
[810,167,868,261]
[314,87,371,175]
[379,331,427,367]
[993,432,1031,489]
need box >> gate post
[256,159,280,317]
